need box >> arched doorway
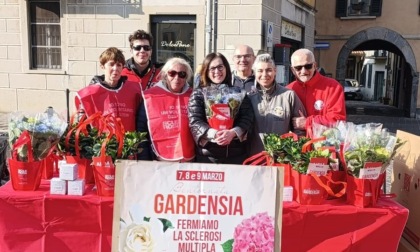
[336,27,419,118]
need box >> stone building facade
[0,0,315,115]
[315,0,420,117]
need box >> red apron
[143,86,195,161]
[75,81,141,131]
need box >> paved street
[346,100,420,135]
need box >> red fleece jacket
[287,72,346,135]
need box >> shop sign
[161,40,191,48]
[281,21,302,42]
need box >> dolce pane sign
[154,22,196,68]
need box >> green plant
[92,131,148,161]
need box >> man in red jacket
[287,48,346,137]
[121,30,163,91]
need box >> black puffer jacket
[188,87,254,163]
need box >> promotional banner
[112,160,283,252]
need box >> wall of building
[0,0,206,114]
[315,1,420,78]
[0,0,315,114]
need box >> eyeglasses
[234,54,253,60]
[167,70,187,79]
[292,63,314,71]
[132,45,151,51]
[209,64,225,73]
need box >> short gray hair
[159,57,193,83]
[252,53,275,71]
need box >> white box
[67,179,85,196]
[50,178,67,195]
[283,186,293,202]
[59,163,78,181]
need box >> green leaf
[120,218,126,224]
[158,218,174,232]
[221,239,234,252]
[143,216,150,222]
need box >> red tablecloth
[0,180,409,252]
[282,198,409,252]
[0,180,113,252]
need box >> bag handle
[243,151,273,166]
[302,136,327,153]
[309,172,347,198]
[12,130,34,162]
[280,132,298,141]
[73,112,103,157]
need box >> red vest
[143,85,195,161]
[75,81,141,131]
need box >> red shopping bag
[208,104,234,130]
[346,172,386,208]
[92,155,115,197]
[291,137,347,204]
[8,131,43,191]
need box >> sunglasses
[167,70,187,79]
[292,63,314,71]
[132,45,151,51]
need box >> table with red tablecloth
[0,180,113,252]
[0,180,408,252]
[282,198,409,252]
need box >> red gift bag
[208,104,234,130]
[291,137,347,204]
[346,172,386,208]
[41,154,55,179]
[8,131,43,191]
[92,155,115,197]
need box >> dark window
[151,15,196,69]
[29,0,61,69]
[367,64,372,88]
[336,0,382,17]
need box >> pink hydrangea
[233,212,275,252]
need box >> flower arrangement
[203,85,246,130]
[343,123,404,178]
[8,108,67,161]
[222,212,275,252]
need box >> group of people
[75,29,347,165]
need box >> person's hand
[214,129,236,146]
[292,110,306,130]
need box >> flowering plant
[203,85,246,130]
[343,123,404,178]
[222,212,275,252]
[8,108,67,161]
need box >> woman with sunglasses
[247,54,306,155]
[136,57,195,161]
[188,52,254,164]
[287,48,346,137]
[122,30,163,91]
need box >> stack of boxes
[50,161,85,196]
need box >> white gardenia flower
[122,223,155,252]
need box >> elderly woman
[136,57,195,162]
[247,54,306,155]
[188,52,254,164]
[75,47,141,131]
